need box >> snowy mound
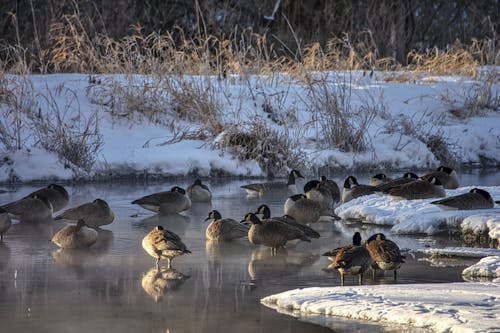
[335,186,500,241]
[462,256,500,280]
[262,283,500,333]
[419,247,500,258]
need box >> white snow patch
[462,256,500,280]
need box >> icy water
[0,170,498,333]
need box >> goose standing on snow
[255,204,320,239]
[283,194,322,224]
[421,165,459,189]
[51,219,98,249]
[385,176,445,200]
[0,208,12,241]
[431,188,494,210]
[132,186,191,214]
[55,198,114,228]
[205,210,249,241]
[186,179,212,202]
[142,225,191,268]
[342,176,377,203]
[242,213,310,253]
[241,169,305,196]
[365,233,405,279]
[322,232,372,286]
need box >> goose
[319,175,340,204]
[255,204,320,239]
[2,184,69,213]
[421,165,459,189]
[374,172,419,192]
[142,225,191,268]
[0,208,12,241]
[342,176,377,203]
[322,232,372,286]
[141,266,190,302]
[132,186,191,214]
[242,213,310,253]
[369,173,392,186]
[186,179,212,202]
[54,198,114,228]
[51,219,98,249]
[365,233,405,279]
[283,194,322,224]
[2,194,53,223]
[240,169,305,196]
[304,179,334,212]
[431,188,494,210]
[205,210,249,241]
[385,176,445,200]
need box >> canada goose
[322,232,372,286]
[132,186,191,214]
[0,208,12,241]
[51,219,98,249]
[319,175,341,204]
[255,204,320,239]
[342,176,377,203]
[369,173,392,186]
[3,184,69,212]
[142,225,191,268]
[205,210,249,241]
[240,169,305,196]
[385,176,445,200]
[186,179,212,202]
[374,172,419,192]
[421,166,459,189]
[2,194,53,223]
[54,198,114,228]
[365,233,405,279]
[431,188,494,210]
[283,194,322,224]
[242,213,310,253]
[141,266,190,302]
[304,179,334,212]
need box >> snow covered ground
[261,282,500,333]
[0,70,499,183]
[335,186,500,242]
[462,256,500,281]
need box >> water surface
[0,172,498,333]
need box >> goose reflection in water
[51,248,99,279]
[0,243,10,271]
[141,266,190,302]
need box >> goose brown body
[323,232,372,285]
[243,213,310,252]
[51,220,98,249]
[241,170,305,195]
[205,210,249,241]
[2,194,53,223]
[256,204,320,239]
[342,176,377,203]
[55,198,114,228]
[385,176,445,200]
[132,186,191,214]
[283,194,322,224]
[2,184,69,213]
[374,172,419,192]
[365,233,405,279]
[421,166,459,189]
[142,225,191,268]
[187,179,212,202]
[431,188,494,210]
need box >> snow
[0,70,499,183]
[335,186,500,240]
[261,282,500,333]
[419,247,500,258]
[462,256,500,280]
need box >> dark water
[0,171,498,333]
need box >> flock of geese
[0,165,497,285]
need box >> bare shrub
[302,73,381,153]
[33,85,103,172]
[0,74,36,151]
[214,118,306,176]
[441,69,500,119]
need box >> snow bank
[261,282,500,333]
[462,256,500,280]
